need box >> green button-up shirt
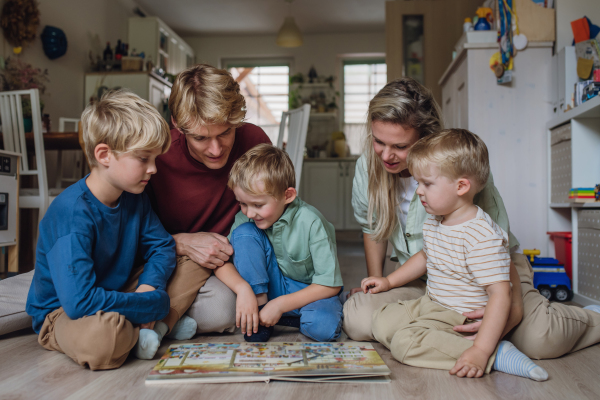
[352,155,519,266]
[228,198,344,287]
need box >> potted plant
[0,56,49,131]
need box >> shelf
[547,95,600,130]
[550,202,600,208]
[291,83,334,89]
[309,112,337,119]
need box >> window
[342,60,387,154]
[227,63,290,144]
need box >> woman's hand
[349,287,363,297]
[453,298,524,340]
[360,276,391,294]
[259,299,284,327]
[173,232,233,269]
[236,286,259,336]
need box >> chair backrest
[0,89,49,213]
[277,104,310,192]
[58,117,80,132]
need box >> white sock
[583,305,600,314]
[493,341,548,381]
[166,315,197,340]
[133,322,168,360]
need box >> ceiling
[135,0,387,37]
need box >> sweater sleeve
[48,233,170,324]
[136,194,177,291]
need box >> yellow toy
[523,249,541,263]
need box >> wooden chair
[54,117,84,189]
[0,89,58,241]
[277,104,310,193]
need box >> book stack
[569,187,597,203]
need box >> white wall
[0,0,137,124]
[555,0,600,52]
[184,31,385,77]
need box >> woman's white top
[397,176,418,233]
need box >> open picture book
[146,342,392,384]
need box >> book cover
[146,342,391,384]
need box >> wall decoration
[0,0,40,54]
[41,26,68,60]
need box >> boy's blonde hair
[169,64,246,134]
[228,144,295,198]
[407,129,490,192]
[81,90,171,167]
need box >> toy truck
[524,249,573,302]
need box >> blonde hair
[228,144,295,198]
[169,64,246,134]
[407,129,490,192]
[365,78,443,242]
[81,89,171,167]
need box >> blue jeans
[230,222,343,342]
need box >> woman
[343,78,600,359]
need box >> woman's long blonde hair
[365,78,443,242]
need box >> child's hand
[259,299,284,327]
[449,346,490,378]
[236,287,259,336]
[360,276,391,294]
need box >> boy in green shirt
[227,144,344,342]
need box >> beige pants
[372,294,496,373]
[344,253,600,360]
[38,255,211,370]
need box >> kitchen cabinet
[300,159,361,230]
[128,16,194,75]
[84,72,172,119]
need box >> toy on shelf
[569,187,597,203]
[524,249,573,302]
[474,8,492,31]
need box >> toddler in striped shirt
[361,129,548,381]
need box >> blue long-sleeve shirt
[26,177,176,333]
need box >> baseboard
[573,293,600,307]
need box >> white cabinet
[128,17,194,75]
[546,95,600,305]
[300,160,360,230]
[439,41,554,253]
[84,72,172,119]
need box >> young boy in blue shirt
[26,90,197,370]
[225,144,344,342]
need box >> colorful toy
[524,249,573,302]
[569,187,597,202]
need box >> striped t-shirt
[423,206,511,314]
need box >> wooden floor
[1,231,600,400]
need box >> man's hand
[259,299,284,327]
[360,276,391,294]
[449,346,489,378]
[236,287,259,336]
[173,232,233,269]
[135,284,156,329]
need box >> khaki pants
[38,255,211,370]
[372,294,497,373]
[344,253,600,360]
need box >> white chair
[277,104,310,192]
[0,89,57,232]
[55,117,83,189]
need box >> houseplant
[0,57,49,131]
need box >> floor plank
[2,231,600,400]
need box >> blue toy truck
[524,249,573,302]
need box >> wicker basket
[121,57,143,72]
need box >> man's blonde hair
[169,64,246,134]
[407,129,490,192]
[81,90,171,167]
[228,144,295,198]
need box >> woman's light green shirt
[351,155,519,265]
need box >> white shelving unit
[547,95,600,306]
